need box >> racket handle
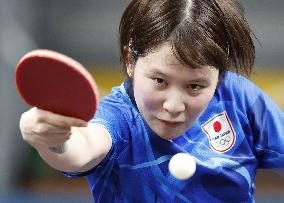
[49,143,66,154]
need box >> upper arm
[247,88,284,168]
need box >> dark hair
[119,0,255,77]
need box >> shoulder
[220,71,261,97]
[97,83,136,119]
[215,71,284,132]
[215,71,263,109]
[90,82,139,143]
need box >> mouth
[159,119,183,127]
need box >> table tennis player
[19,0,284,202]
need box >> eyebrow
[148,69,211,84]
[188,78,210,84]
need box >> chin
[154,128,186,140]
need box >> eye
[153,77,165,85]
[187,84,204,91]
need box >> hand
[19,107,88,150]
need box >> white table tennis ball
[168,153,196,180]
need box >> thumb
[36,108,88,127]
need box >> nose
[163,94,186,115]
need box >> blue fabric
[63,71,284,203]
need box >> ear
[124,45,134,78]
[126,64,134,78]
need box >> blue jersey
[64,72,284,203]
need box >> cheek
[188,93,214,115]
[134,84,161,112]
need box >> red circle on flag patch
[213,121,222,132]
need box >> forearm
[35,124,112,172]
[33,127,91,172]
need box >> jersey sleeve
[246,81,284,168]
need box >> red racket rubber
[16,49,99,153]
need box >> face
[128,43,219,140]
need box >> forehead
[141,43,176,63]
[135,43,184,74]
[135,43,218,81]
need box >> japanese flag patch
[201,111,236,153]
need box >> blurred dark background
[0,0,283,202]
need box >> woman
[20,0,284,202]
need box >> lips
[159,119,183,127]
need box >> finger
[35,108,88,128]
[32,123,69,134]
[37,133,71,146]
[46,137,70,147]
[23,131,70,148]
[42,139,67,148]
[42,131,72,139]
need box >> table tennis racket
[16,49,99,153]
